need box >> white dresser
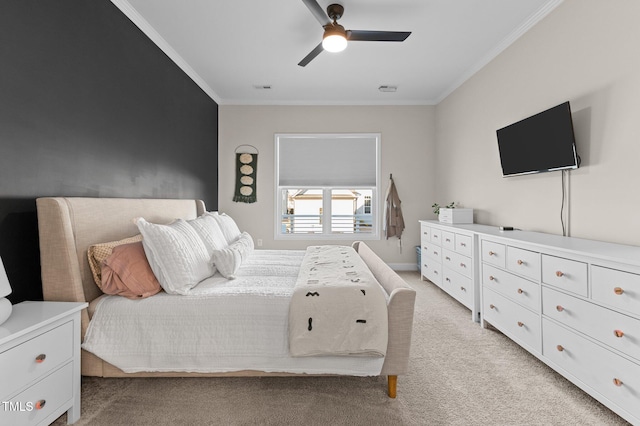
[478,230,640,425]
[419,220,498,322]
[0,301,87,426]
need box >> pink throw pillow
[101,242,162,299]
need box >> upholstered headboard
[36,197,206,334]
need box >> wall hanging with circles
[233,145,258,203]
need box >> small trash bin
[415,245,421,270]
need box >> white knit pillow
[207,212,242,245]
[186,213,228,255]
[211,232,254,279]
[136,218,215,294]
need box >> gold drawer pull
[517,259,524,265]
[35,400,46,410]
[488,251,495,256]
[555,270,564,277]
[517,288,524,294]
[489,275,495,281]
[614,287,624,295]
[517,321,524,327]
[556,345,564,352]
[613,378,623,387]
[556,305,565,312]
[614,330,624,338]
[35,354,47,363]
[489,304,496,310]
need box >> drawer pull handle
[460,286,466,291]
[614,329,624,338]
[489,304,496,310]
[517,288,524,294]
[433,251,438,255]
[445,238,451,242]
[460,263,466,268]
[445,256,451,261]
[556,305,565,312]
[556,345,564,352]
[434,270,438,274]
[555,271,564,277]
[460,242,466,247]
[35,400,46,410]
[613,378,623,387]
[35,354,46,363]
[517,321,524,327]
[489,275,495,281]
[613,287,624,295]
[445,278,450,282]
[517,259,524,265]
[488,251,495,256]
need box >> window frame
[274,133,381,241]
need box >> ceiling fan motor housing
[327,4,344,21]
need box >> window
[275,134,380,240]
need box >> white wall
[436,0,640,245]
[219,105,436,266]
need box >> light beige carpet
[53,272,628,425]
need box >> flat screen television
[496,101,579,177]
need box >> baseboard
[388,263,419,272]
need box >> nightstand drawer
[542,255,588,297]
[507,246,540,281]
[1,362,73,426]
[0,321,73,400]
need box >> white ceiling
[114,0,562,105]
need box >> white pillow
[136,218,215,294]
[211,232,254,279]
[207,212,242,245]
[187,213,228,255]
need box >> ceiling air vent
[378,85,397,92]
[253,84,272,90]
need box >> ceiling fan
[298,0,411,67]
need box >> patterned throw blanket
[288,245,388,357]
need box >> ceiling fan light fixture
[322,25,347,52]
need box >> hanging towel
[384,176,405,241]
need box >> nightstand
[0,301,87,425]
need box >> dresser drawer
[592,265,640,316]
[455,234,472,257]
[543,318,640,421]
[443,249,471,279]
[423,242,442,263]
[441,231,455,251]
[483,288,541,353]
[430,228,442,245]
[0,321,73,400]
[1,362,74,426]
[482,240,506,268]
[483,264,540,312]
[423,259,442,286]
[443,268,473,309]
[542,286,640,362]
[506,246,540,282]
[420,223,431,243]
[542,255,588,297]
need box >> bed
[36,197,416,397]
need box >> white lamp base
[0,297,12,326]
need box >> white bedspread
[82,249,385,376]
[289,246,388,357]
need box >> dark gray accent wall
[0,1,219,303]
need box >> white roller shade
[277,134,378,187]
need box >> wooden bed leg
[388,375,397,398]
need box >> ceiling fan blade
[298,42,324,67]
[301,0,332,26]
[346,30,411,42]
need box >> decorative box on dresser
[478,230,640,425]
[419,220,498,322]
[0,301,87,426]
